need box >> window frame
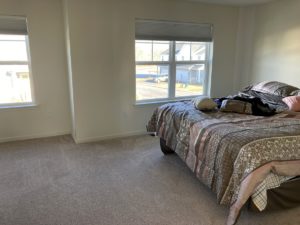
[0,35,36,108]
[135,40,212,104]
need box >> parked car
[153,74,168,83]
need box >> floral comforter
[147,101,300,224]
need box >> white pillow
[193,96,217,111]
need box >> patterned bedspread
[147,100,300,222]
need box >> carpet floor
[0,135,298,225]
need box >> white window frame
[135,40,212,104]
[0,35,36,108]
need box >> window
[0,16,34,107]
[135,20,213,103]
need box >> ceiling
[187,0,277,6]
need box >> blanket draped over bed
[147,100,300,224]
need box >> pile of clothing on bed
[193,80,300,116]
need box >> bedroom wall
[238,0,300,88]
[63,0,239,143]
[0,0,71,142]
[233,6,256,91]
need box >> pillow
[249,81,298,97]
[282,96,300,112]
[193,96,217,111]
[220,99,252,114]
[290,90,300,96]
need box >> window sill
[0,103,38,110]
[135,97,199,106]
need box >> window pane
[176,41,191,61]
[0,65,32,104]
[191,42,206,60]
[135,40,152,61]
[0,35,28,61]
[136,65,169,101]
[175,64,205,97]
[153,41,169,61]
[0,34,25,41]
[136,40,170,62]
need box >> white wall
[233,6,256,91]
[0,0,71,142]
[238,0,300,88]
[64,0,239,143]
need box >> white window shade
[135,19,213,42]
[0,16,28,35]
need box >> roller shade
[0,16,28,35]
[135,19,213,42]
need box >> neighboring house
[176,64,205,85]
[0,70,30,103]
[135,42,206,84]
[161,43,206,84]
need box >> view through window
[135,40,211,102]
[0,34,33,105]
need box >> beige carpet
[0,135,298,225]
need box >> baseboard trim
[74,130,148,144]
[0,131,71,144]
[0,130,149,145]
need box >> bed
[147,81,300,225]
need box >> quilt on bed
[147,101,300,208]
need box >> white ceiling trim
[187,0,277,6]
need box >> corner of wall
[62,0,76,141]
[233,5,257,91]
